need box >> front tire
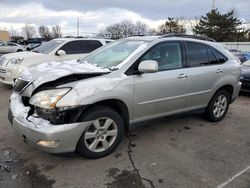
[17,49,22,52]
[76,106,124,159]
[205,90,230,122]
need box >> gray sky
[0,0,249,36]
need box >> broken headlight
[29,88,71,109]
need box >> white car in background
[0,38,112,85]
[0,42,26,54]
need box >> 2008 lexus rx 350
[8,35,241,159]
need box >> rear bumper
[231,81,242,102]
[9,93,91,153]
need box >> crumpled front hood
[20,60,110,89]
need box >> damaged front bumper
[8,93,91,153]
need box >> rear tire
[17,49,22,52]
[205,90,230,122]
[76,106,124,159]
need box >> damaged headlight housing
[29,88,71,109]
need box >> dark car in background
[26,43,41,51]
[240,60,250,92]
[229,49,247,63]
[245,52,250,61]
[23,38,45,45]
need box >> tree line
[14,9,250,42]
[99,9,250,42]
[17,24,62,41]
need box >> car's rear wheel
[17,49,22,52]
[205,90,230,122]
[76,106,124,159]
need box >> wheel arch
[83,99,130,131]
[211,84,234,104]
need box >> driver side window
[141,42,183,71]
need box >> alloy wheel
[84,118,118,152]
[213,95,227,118]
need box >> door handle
[178,73,188,79]
[216,69,223,74]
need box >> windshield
[79,40,145,68]
[32,40,64,54]
[243,60,250,67]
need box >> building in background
[0,30,10,42]
[221,42,250,52]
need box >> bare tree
[52,25,62,38]
[189,17,200,33]
[134,21,148,36]
[157,17,186,35]
[22,24,36,39]
[98,20,149,39]
[119,20,135,37]
[38,26,52,41]
[148,28,158,36]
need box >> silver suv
[8,35,241,159]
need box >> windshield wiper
[32,50,40,53]
[104,66,119,71]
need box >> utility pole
[212,0,215,9]
[11,26,13,37]
[77,17,80,37]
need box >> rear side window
[8,42,16,46]
[213,49,227,63]
[60,40,103,54]
[186,42,209,67]
[60,41,83,54]
[207,47,219,64]
[82,40,103,53]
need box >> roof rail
[75,36,87,38]
[160,33,216,42]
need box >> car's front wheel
[205,90,230,122]
[76,106,124,159]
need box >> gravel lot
[0,83,250,188]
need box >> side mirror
[138,60,158,73]
[56,50,66,56]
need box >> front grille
[0,57,6,66]
[0,69,6,73]
[13,79,31,93]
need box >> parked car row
[0,41,26,53]
[229,49,250,63]
[5,34,242,159]
[240,60,250,92]
[0,37,112,85]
